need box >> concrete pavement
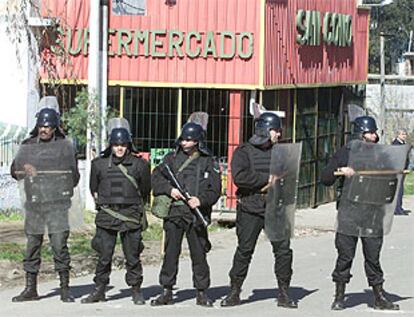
[0,198,413,316]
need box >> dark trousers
[92,226,144,286]
[395,179,405,213]
[23,230,71,273]
[229,211,293,284]
[159,218,210,290]
[332,232,384,286]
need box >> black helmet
[256,112,282,131]
[109,128,132,145]
[353,116,378,134]
[36,108,60,128]
[179,122,204,141]
[249,112,282,146]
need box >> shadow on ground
[344,289,412,309]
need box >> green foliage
[61,88,118,155]
[368,0,414,73]
[404,172,414,195]
[61,88,92,150]
[0,209,24,222]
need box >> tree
[368,0,414,73]
[61,88,118,157]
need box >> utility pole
[379,33,386,142]
[86,0,101,210]
[100,0,108,151]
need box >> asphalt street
[0,199,413,317]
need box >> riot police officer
[150,122,221,307]
[81,119,151,305]
[11,106,80,303]
[221,112,297,309]
[321,115,400,311]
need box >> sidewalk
[0,197,413,316]
[296,195,414,231]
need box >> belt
[100,206,140,225]
[238,192,266,199]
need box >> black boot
[196,289,213,307]
[220,279,242,307]
[131,285,145,305]
[331,282,346,310]
[372,284,399,310]
[150,287,173,306]
[12,273,39,302]
[277,280,298,309]
[59,271,75,303]
[81,284,106,303]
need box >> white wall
[0,0,39,129]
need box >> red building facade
[39,0,370,209]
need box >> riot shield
[264,143,302,241]
[37,96,60,113]
[188,112,209,131]
[107,117,131,136]
[337,140,410,237]
[14,139,82,234]
[347,104,366,123]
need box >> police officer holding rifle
[151,117,221,307]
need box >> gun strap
[100,206,141,225]
[177,152,200,174]
[170,152,200,206]
[117,164,139,190]
[195,160,201,196]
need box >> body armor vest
[173,154,203,197]
[97,163,141,205]
[249,144,272,175]
[236,143,272,197]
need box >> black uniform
[89,152,151,287]
[10,135,80,274]
[321,143,385,287]
[227,142,293,286]
[151,149,221,290]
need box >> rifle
[164,164,209,228]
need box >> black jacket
[231,142,272,215]
[320,144,349,187]
[151,149,221,223]
[392,138,405,145]
[90,152,151,231]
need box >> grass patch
[0,209,24,222]
[142,223,163,241]
[0,232,95,262]
[68,232,95,256]
[405,172,414,195]
[83,209,96,224]
[0,243,26,261]
[208,223,222,233]
[0,224,164,262]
